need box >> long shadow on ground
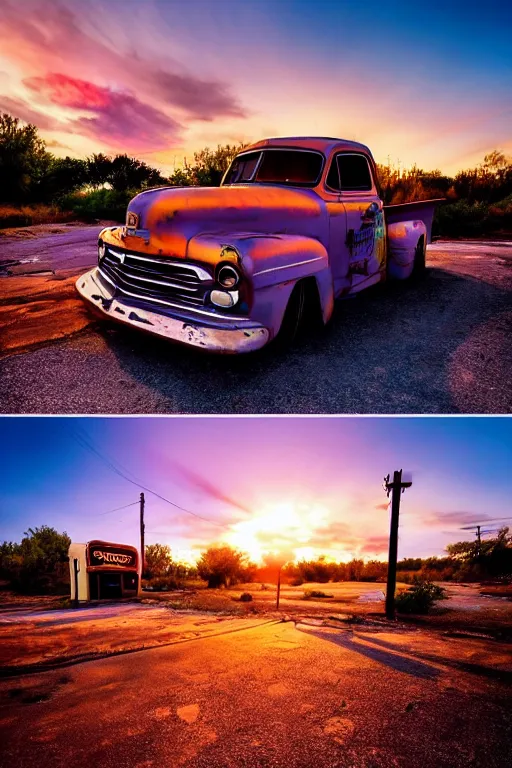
[101,267,512,413]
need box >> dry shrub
[0,204,74,228]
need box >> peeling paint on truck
[76,136,441,353]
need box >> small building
[69,540,140,602]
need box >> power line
[71,427,233,530]
[460,517,512,528]
[95,501,140,517]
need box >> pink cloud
[25,73,110,110]
[24,73,183,152]
[0,1,245,123]
[425,510,497,528]
[0,95,66,132]
[151,70,245,121]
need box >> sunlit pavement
[1,620,510,768]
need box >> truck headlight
[210,290,239,308]
[217,264,240,289]
[98,242,106,263]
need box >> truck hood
[125,184,328,261]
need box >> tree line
[1,526,509,595]
[1,112,511,236]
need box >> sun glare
[223,501,332,564]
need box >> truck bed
[384,199,444,243]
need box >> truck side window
[326,158,341,190]
[337,154,373,191]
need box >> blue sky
[0,0,510,174]
[1,417,510,563]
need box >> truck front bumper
[75,268,269,354]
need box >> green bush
[395,580,447,614]
[434,196,512,238]
[59,188,136,222]
[1,526,70,595]
[143,576,181,592]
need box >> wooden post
[140,492,145,579]
[386,471,401,620]
[276,566,281,611]
[383,469,412,620]
[73,558,79,609]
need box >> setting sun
[224,501,334,563]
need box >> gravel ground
[1,238,511,413]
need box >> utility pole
[383,469,412,620]
[140,492,145,579]
[476,525,481,557]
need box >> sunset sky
[1,417,511,564]
[0,0,510,175]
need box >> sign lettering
[92,550,133,566]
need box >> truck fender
[241,234,332,336]
[386,220,427,280]
[188,232,333,337]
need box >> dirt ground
[1,582,510,674]
[0,221,114,240]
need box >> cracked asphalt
[1,230,511,413]
[1,619,511,768]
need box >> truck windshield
[224,150,323,187]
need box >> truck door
[330,153,386,293]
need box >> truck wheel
[412,236,426,278]
[277,281,306,345]
[275,279,323,347]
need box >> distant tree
[108,154,167,192]
[197,545,254,588]
[0,541,22,580]
[86,153,166,192]
[0,113,51,202]
[144,543,173,579]
[86,153,113,188]
[185,143,248,186]
[361,560,387,582]
[446,527,511,580]
[446,539,479,562]
[3,526,71,594]
[347,558,364,581]
[167,167,193,187]
[37,156,88,200]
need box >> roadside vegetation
[395,580,447,615]
[1,112,511,237]
[0,526,70,594]
[1,526,510,599]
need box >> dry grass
[0,204,75,229]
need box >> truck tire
[277,281,306,345]
[275,279,323,347]
[412,236,426,278]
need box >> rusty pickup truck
[76,136,441,353]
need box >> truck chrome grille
[99,248,212,308]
